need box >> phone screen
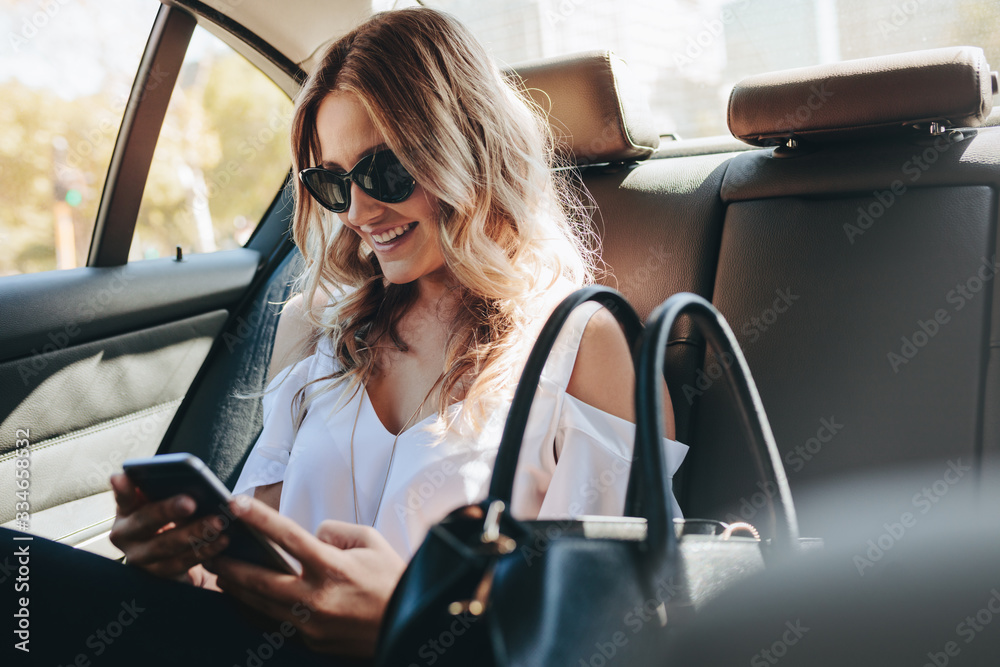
[122,453,299,574]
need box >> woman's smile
[315,90,446,286]
[369,221,417,249]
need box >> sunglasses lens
[302,170,349,212]
[300,150,415,213]
[366,150,415,202]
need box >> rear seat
[522,47,1000,534]
[665,46,999,531]
[514,52,734,446]
[166,47,1000,540]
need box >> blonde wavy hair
[287,7,596,434]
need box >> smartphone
[122,453,300,574]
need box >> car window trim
[87,4,195,267]
[168,0,305,86]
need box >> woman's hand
[204,495,406,658]
[108,472,230,587]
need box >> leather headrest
[509,50,660,163]
[728,46,996,147]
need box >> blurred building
[427,0,998,139]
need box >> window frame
[87,5,195,267]
[87,1,308,268]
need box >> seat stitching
[0,399,182,463]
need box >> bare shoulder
[538,279,677,437]
[267,290,329,383]
[565,306,636,423]
[564,304,677,439]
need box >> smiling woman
[221,0,682,571]
[5,5,682,665]
[310,91,446,287]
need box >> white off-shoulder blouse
[233,302,689,559]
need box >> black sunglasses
[299,149,416,213]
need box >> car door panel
[0,248,265,553]
[0,249,260,363]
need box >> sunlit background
[430,0,1000,138]
[2,0,998,276]
[0,0,290,275]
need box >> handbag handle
[627,292,799,558]
[488,286,643,504]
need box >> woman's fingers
[209,503,407,658]
[109,473,144,516]
[210,555,306,618]
[315,519,383,550]
[124,515,231,576]
[111,494,195,549]
[228,495,343,577]
[210,556,358,655]
[110,472,247,580]
[110,493,234,579]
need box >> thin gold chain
[349,379,438,526]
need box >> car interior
[4,0,1000,661]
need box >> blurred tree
[131,42,292,261]
[0,0,153,275]
[0,6,290,275]
[949,0,1000,69]
[201,51,292,249]
[0,80,120,274]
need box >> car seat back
[687,47,1000,532]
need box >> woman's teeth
[372,223,413,244]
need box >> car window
[130,26,292,261]
[0,0,156,276]
[427,0,1000,140]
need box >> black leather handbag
[374,288,801,666]
[632,292,801,620]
